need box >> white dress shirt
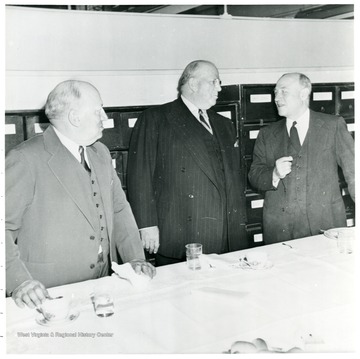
[181,95,213,134]
[52,125,91,167]
[286,108,310,145]
[273,108,310,188]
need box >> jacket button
[187,216,192,221]
[181,167,186,172]
[189,194,194,198]
[90,236,95,240]
[90,264,95,269]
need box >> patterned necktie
[289,121,301,153]
[198,109,212,133]
[79,146,91,174]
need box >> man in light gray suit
[6,80,155,309]
[249,73,355,244]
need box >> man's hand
[130,259,156,279]
[12,279,49,309]
[139,226,160,254]
[273,156,293,181]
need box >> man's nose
[101,110,108,121]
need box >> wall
[5,6,354,110]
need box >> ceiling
[12,4,354,20]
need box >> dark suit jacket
[248,110,355,243]
[127,98,246,258]
[6,126,144,294]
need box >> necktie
[79,146,91,174]
[289,121,301,153]
[198,109,211,131]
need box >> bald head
[45,80,100,122]
[274,72,312,119]
[178,60,222,109]
[45,80,107,146]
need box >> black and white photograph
[1,0,357,356]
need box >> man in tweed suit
[249,73,354,244]
[6,80,155,309]
[128,60,247,266]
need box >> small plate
[238,259,273,270]
[323,227,354,240]
[36,309,80,327]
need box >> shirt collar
[181,95,206,118]
[52,125,83,162]
[286,108,310,130]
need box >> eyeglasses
[210,79,222,87]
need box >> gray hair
[45,80,96,120]
[177,60,216,94]
[280,72,312,96]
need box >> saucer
[36,309,80,327]
[238,259,273,270]
[324,227,354,240]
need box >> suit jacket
[6,126,144,294]
[248,110,355,243]
[127,98,247,258]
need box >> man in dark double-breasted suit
[128,60,247,265]
[249,73,355,244]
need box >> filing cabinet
[337,83,354,120]
[214,103,239,131]
[101,108,146,150]
[246,192,264,225]
[241,85,278,123]
[242,123,268,157]
[24,113,51,139]
[110,150,128,190]
[245,223,264,247]
[310,84,336,115]
[5,115,25,154]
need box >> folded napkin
[199,254,236,270]
[111,262,150,290]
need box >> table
[6,234,357,354]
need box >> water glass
[337,231,354,254]
[92,292,114,317]
[185,243,203,270]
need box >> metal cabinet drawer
[100,111,143,150]
[5,115,25,154]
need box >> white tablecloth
[6,234,357,354]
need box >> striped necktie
[198,109,212,132]
[79,146,91,174]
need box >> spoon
[36,306,54,321]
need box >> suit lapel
[307,110,327,170]
[44,126,97,231]
[269,119,288,159]
[168,99,218,187]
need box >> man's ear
[68,109,81,127]
[188,77,198,93]
[300,88,310,102]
